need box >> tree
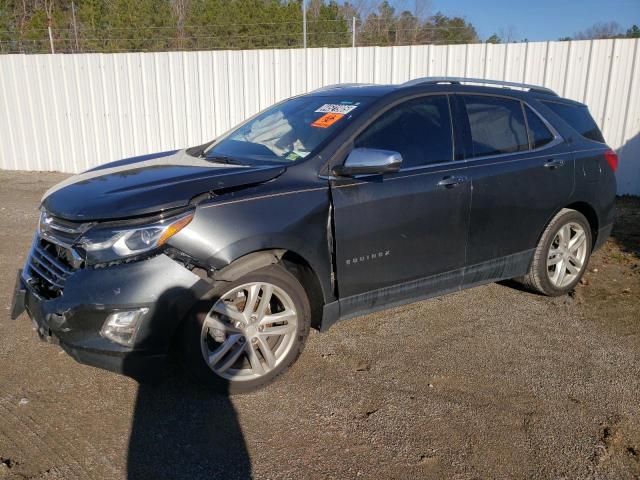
[421,12,478,44]
[307,0,350,47]
[574,21,622,40]
[626,25,640,38]
[485,33,500,44]
[358,0,397,46]
[0,0,482,53]
[498,25,516,43]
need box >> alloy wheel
[546,222,588,288]
[200,282,298,382]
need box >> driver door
[330,94,472,317]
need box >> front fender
[167,186,335,302]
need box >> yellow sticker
[311,112,344,128]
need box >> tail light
[604,150,618,172]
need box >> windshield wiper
[206,154,247,166]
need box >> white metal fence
[0,39,638,194]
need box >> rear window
[463,95,529,157]
[543,101,604,143]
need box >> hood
[41,150,285,221]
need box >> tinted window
[543,101,604,143]
[463,95,528,157]
[525,105,555,149]
[355,95,453,168]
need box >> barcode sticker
[315,104,358,115]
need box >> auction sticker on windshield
[315,104,358,114]
[311,112,344,128]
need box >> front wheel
[518,208,592,296]
[179,264,311,394]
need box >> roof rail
[401,76,557,96]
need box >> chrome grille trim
[38,211,93,247]
[33,243,73,278]
[27,259,66,289]
[46,221,84,234]
[24,234,78,297]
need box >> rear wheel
[519,208,592,296]
[180,264,311,393]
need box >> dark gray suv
[11,77,617,393]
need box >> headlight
[78,211,194,264]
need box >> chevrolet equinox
[11,77,617,393]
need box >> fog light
[101,308,148,346]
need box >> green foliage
[356,5,478,46]
[1,0,480,53]
[2,2,638,54]
[626,25,640,38]
[421,12,479,45]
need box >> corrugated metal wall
[0,39,638,194]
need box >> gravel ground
[0,170,638,480]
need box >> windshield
[205,95,373,164]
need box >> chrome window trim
[376,103,564,174]
[323,91,566,179]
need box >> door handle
[543,159,565,169]
[437,175,467,188]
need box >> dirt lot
[0,170,638,480]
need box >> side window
[525,105,555,149]
[463,95,529,157]
[542,101,605,143]
[354,95,453,168]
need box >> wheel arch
[564,201,599,249]
[213,248,328,330]
[533,201,600,255]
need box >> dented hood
[41,150,285,221]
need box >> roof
[307,77,572,102]
[309,83,397,98]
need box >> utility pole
[352,16,356,48]
[302,0,307,49]
[71,1,79,52]
[45,0,54,53]
[47,22,55,54]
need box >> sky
[389,0,640,41]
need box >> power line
[0,20,480,35]
[0,37,485,55]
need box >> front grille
[27,239,74,291]
[24,212,91,298]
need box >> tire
[179,264,311,394]
[518,208,592,296]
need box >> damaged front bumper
[11,254,210,382]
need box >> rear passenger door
[330,94,471,316]
[458,94,574,283]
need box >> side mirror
[332,148,403,177]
